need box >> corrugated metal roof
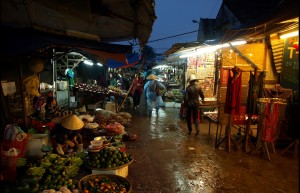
[221,0,299,43]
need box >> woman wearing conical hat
[143,74,166,117]
[52,114,84,155]
[184,74,205,136]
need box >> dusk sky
[143,0,222,55]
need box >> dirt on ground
[120,98,299,193]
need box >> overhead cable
[133,30,198,46]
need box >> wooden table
[199,102,221,145]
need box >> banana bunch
[17,157,27,167]
[48,167,61,175]
[40,160,52,168]
[55,157,67,165]
[69,156,83,166]
[65,165,79,178]
[27,166,46,180]
[45,153,59,162]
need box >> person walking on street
[184,74,205,136]
[130,73,144,110]
[144,74,166,117]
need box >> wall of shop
[186,51,216,98]
[219,42,278,104]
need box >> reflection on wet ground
[123,99,299,193]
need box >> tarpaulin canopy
[1,0,156,48]
[107,53,141,68]
[0,26,133,65]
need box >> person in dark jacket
[184,74,205,136]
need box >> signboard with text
[280,36,299,93]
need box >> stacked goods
[94,110,132,129]
[84,122,99,130]
[107,86,126,96]
[74,83,110,94]
[172,89,184,100]
[78,114,99,133]
[105,123,125,135]
[74,83,126,97]
[78,114,95,123]
[86,147,133,169]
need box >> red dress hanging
[224,67,242,114]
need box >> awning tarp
[0,26,132,65]
[1,0,156,48]
[107,53,141,69]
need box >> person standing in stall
[130,73,144,110]
[184,74,205,136]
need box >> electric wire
[133,30,198,47]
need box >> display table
[199,102,221,146]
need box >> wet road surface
[122,98,299,193]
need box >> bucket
[26,134,49,157]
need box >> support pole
[215,112,238,153]
[243,67,258,153]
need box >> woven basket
[78,174,132,193]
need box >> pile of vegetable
[7,153,84,193]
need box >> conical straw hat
[146,74,157,80]
[187,74,199,82]
[61,114,84,130]
[28,58,44,73]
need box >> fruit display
[105,123,124,135]
[163,89,183,103]
[42,186,78,193]
[12,153,84,192]
[78,174,132,193]
[16,157,27,167]
[86,147,133,169]
[94,110,132,129]
[107,86,126,96]
[74,83,110,94]
[74,83,127,97]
